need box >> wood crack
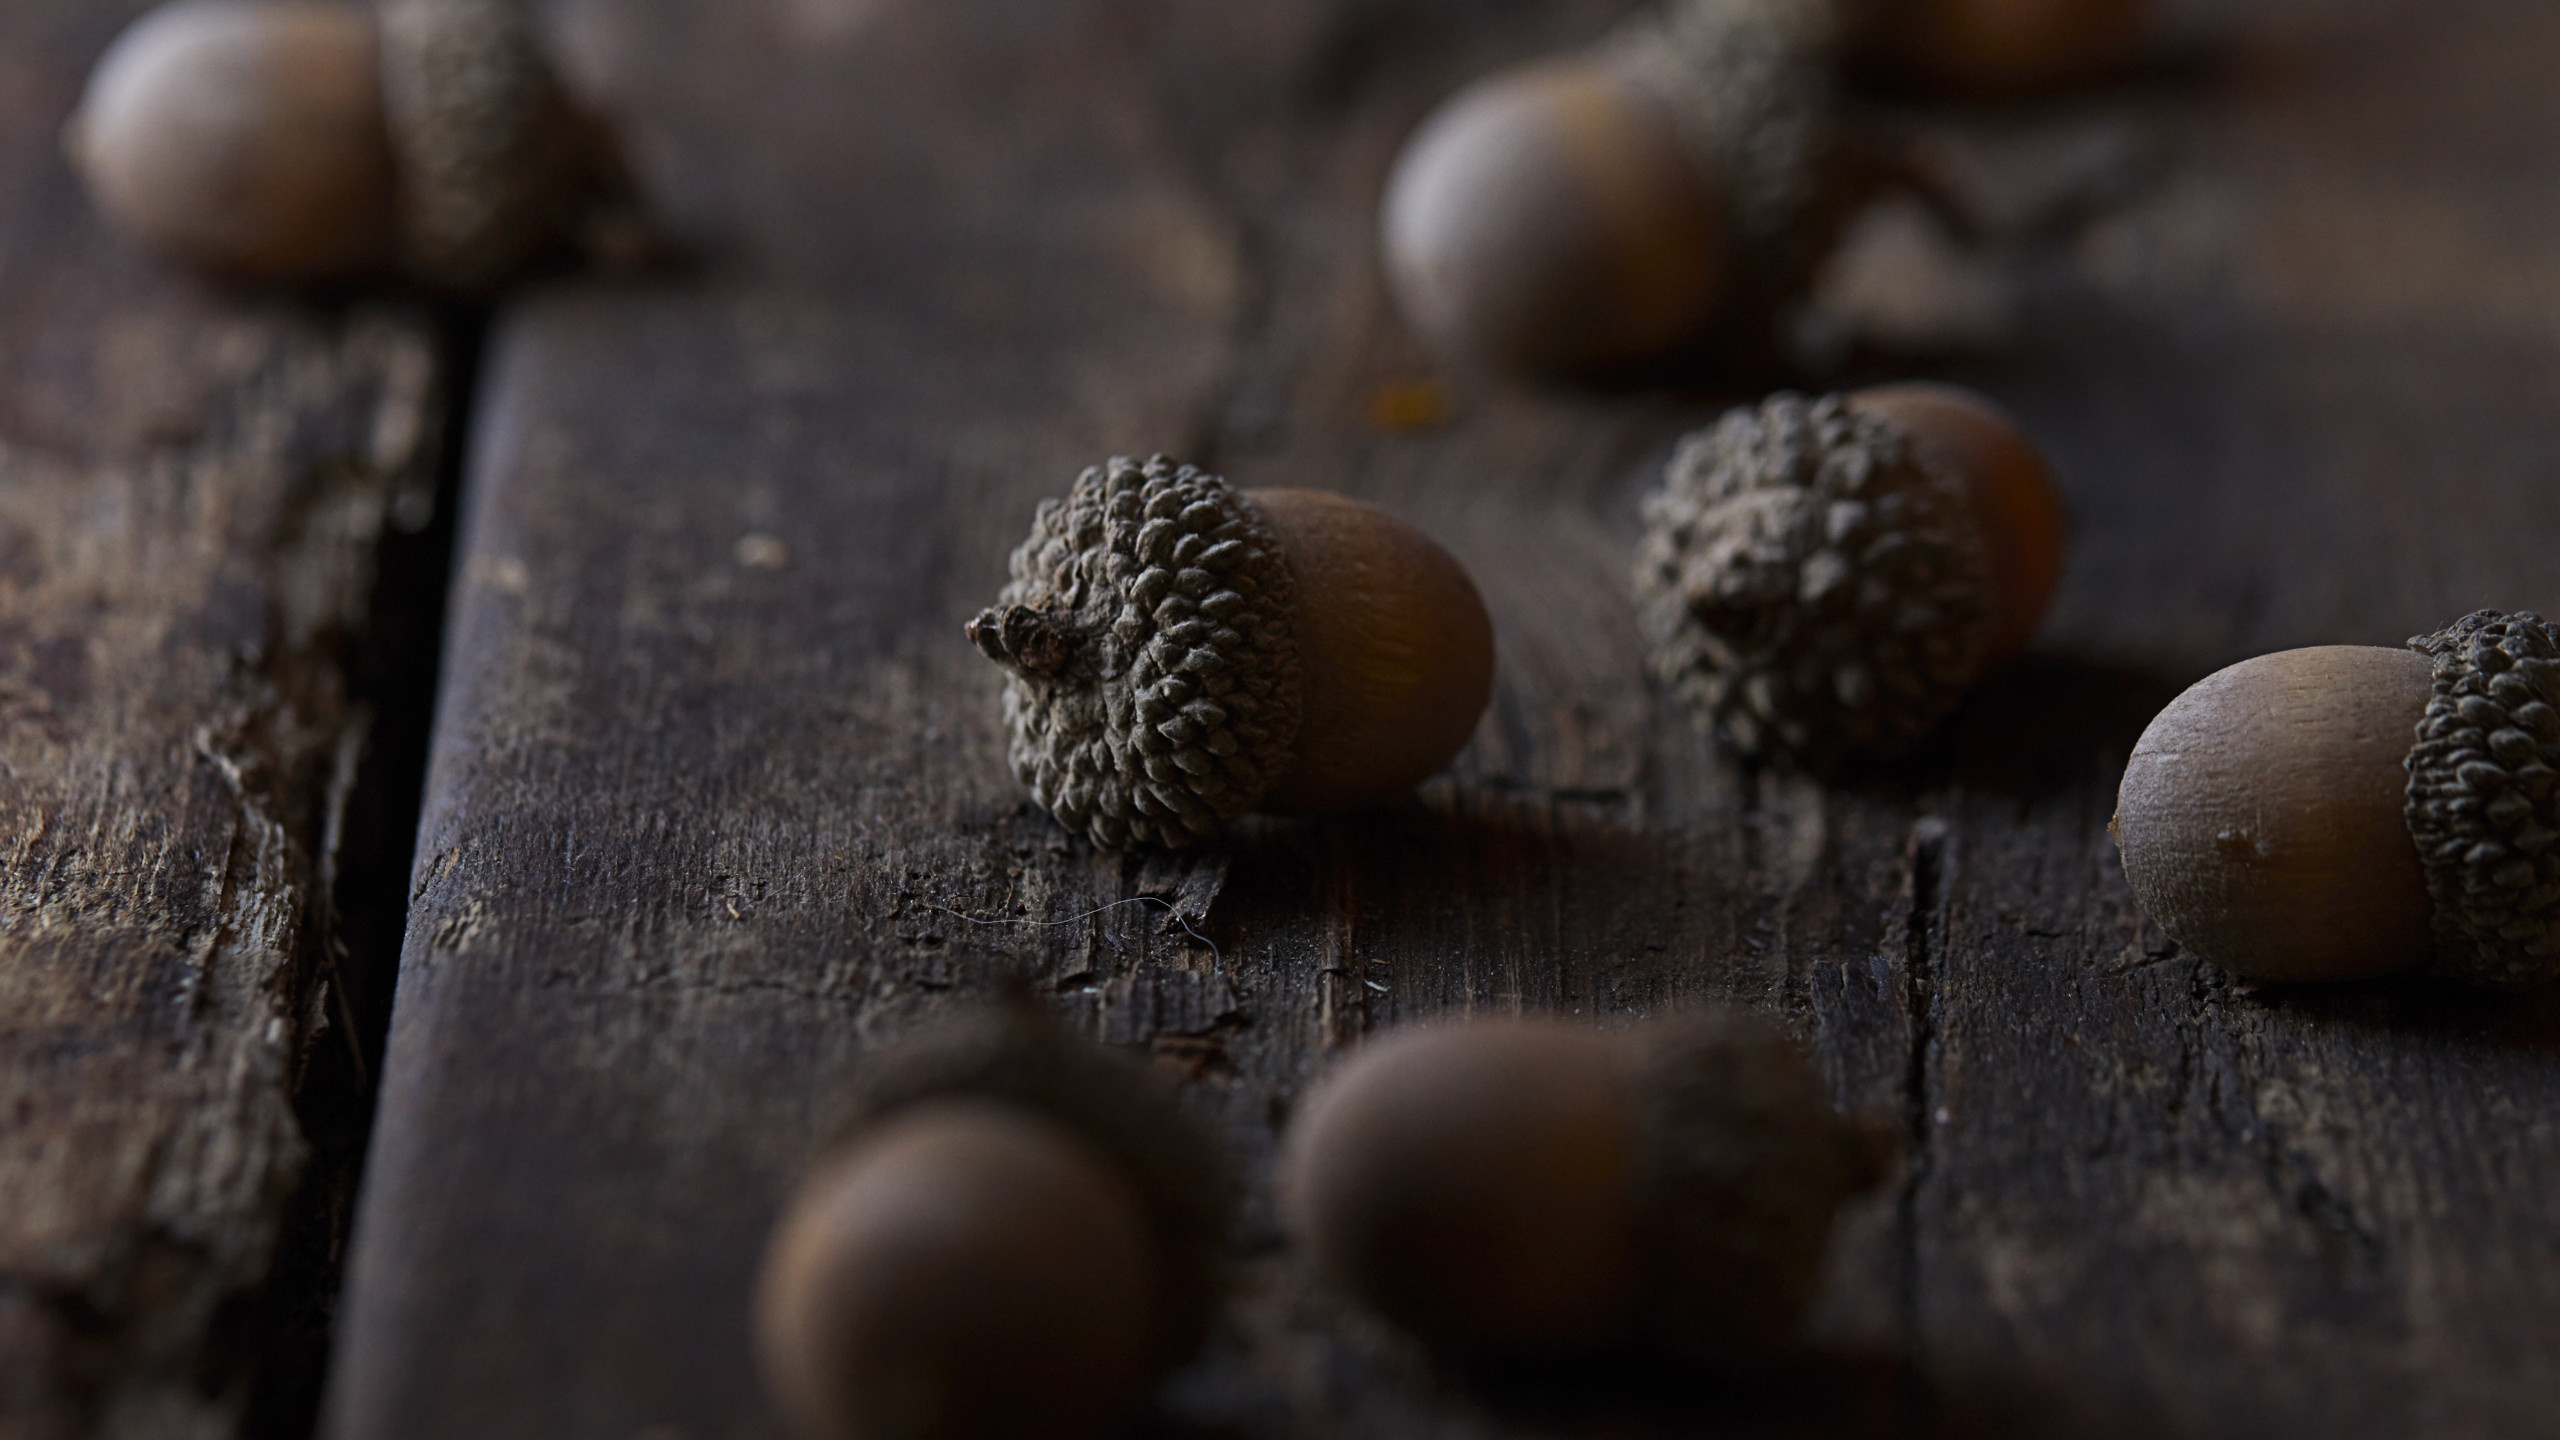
[1895,813,1950,1381]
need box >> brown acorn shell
[1278,1019,1646,1357]
[1379,0,1840,381]
[815,1005,1235,1375]
[1249,488,1495,814]
[2112,646,2435,983]
[1849,382,2068,667]
[67,0,393,281]
[755,1100,1162,1440]
[1380,58,1729,381]
[1278,1012,1887,1364]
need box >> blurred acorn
[1632,383,2066,765]
[1380,0,1847,382]
[66,0,638,291]
[1278,1011,1890,1365]
[754,1006,1234,1440]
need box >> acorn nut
[2113,611,2560,990]
[969,455,1496,849]
[1380,0,1841,381]
[754,1007,1232,1440]
[1633,383,2067,765]
[67,0,631,291]
[1277,1012,1890,1364]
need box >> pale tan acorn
[754,1008,1232,1440]
[66,0,632,291]
[1277,1012,1890,1364]
[1380,0,1844,381]
[1632,383,2066,765]
[2113,611,2560,990]
[968,456,1495,850]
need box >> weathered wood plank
[0,4,445,1434]
[332,0,2560,1436]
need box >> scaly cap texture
[825,1004,1236,1369]
[1604,0,1847,342]
[971,456,1303,850]
[2405,610,2560,990]
[1630,1009,1889,1365]
[378,0,609,293]
[1632,392,1995,763]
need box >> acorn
[753,1007,1233,1440]
[1277,1012,1890,1365]
[1379,0,1844,382]
[1631,383,2066,765]
[967,455,1496,850]
[1844,0,2148,94]
[2113,611,2560,990]
[66,0,630,291]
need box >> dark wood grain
[329,0,2560,1436]
[0,4,449,1435]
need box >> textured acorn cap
[971,457,1304,850]
[1611,0,1848,339]
[1633,390,1997,764]
[378,0,616,293]
[2405,611,2560,990]
[1630,1009,1892,1365]
[823,1005,1236,1371]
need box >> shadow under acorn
[2215,960,2560,1059]
[1700,653,2189,809]
[1425,1339,2154,1440]
[1940,651,2191,804]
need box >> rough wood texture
[0,5,443,1435]
[331,0,2560,1436]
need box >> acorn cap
[970,456,1305,850]
[1629,1009,1891,1365]
[827,1005,1236,1370]
[2404,611,2560,990]
[377,0,615,293]
[1606,0,1849,345]
[1632,391,1996,764]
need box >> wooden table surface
[8,0,2560,1437]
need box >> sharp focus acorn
[2115,610,2560,990]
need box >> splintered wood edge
[0,19,444,1410]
